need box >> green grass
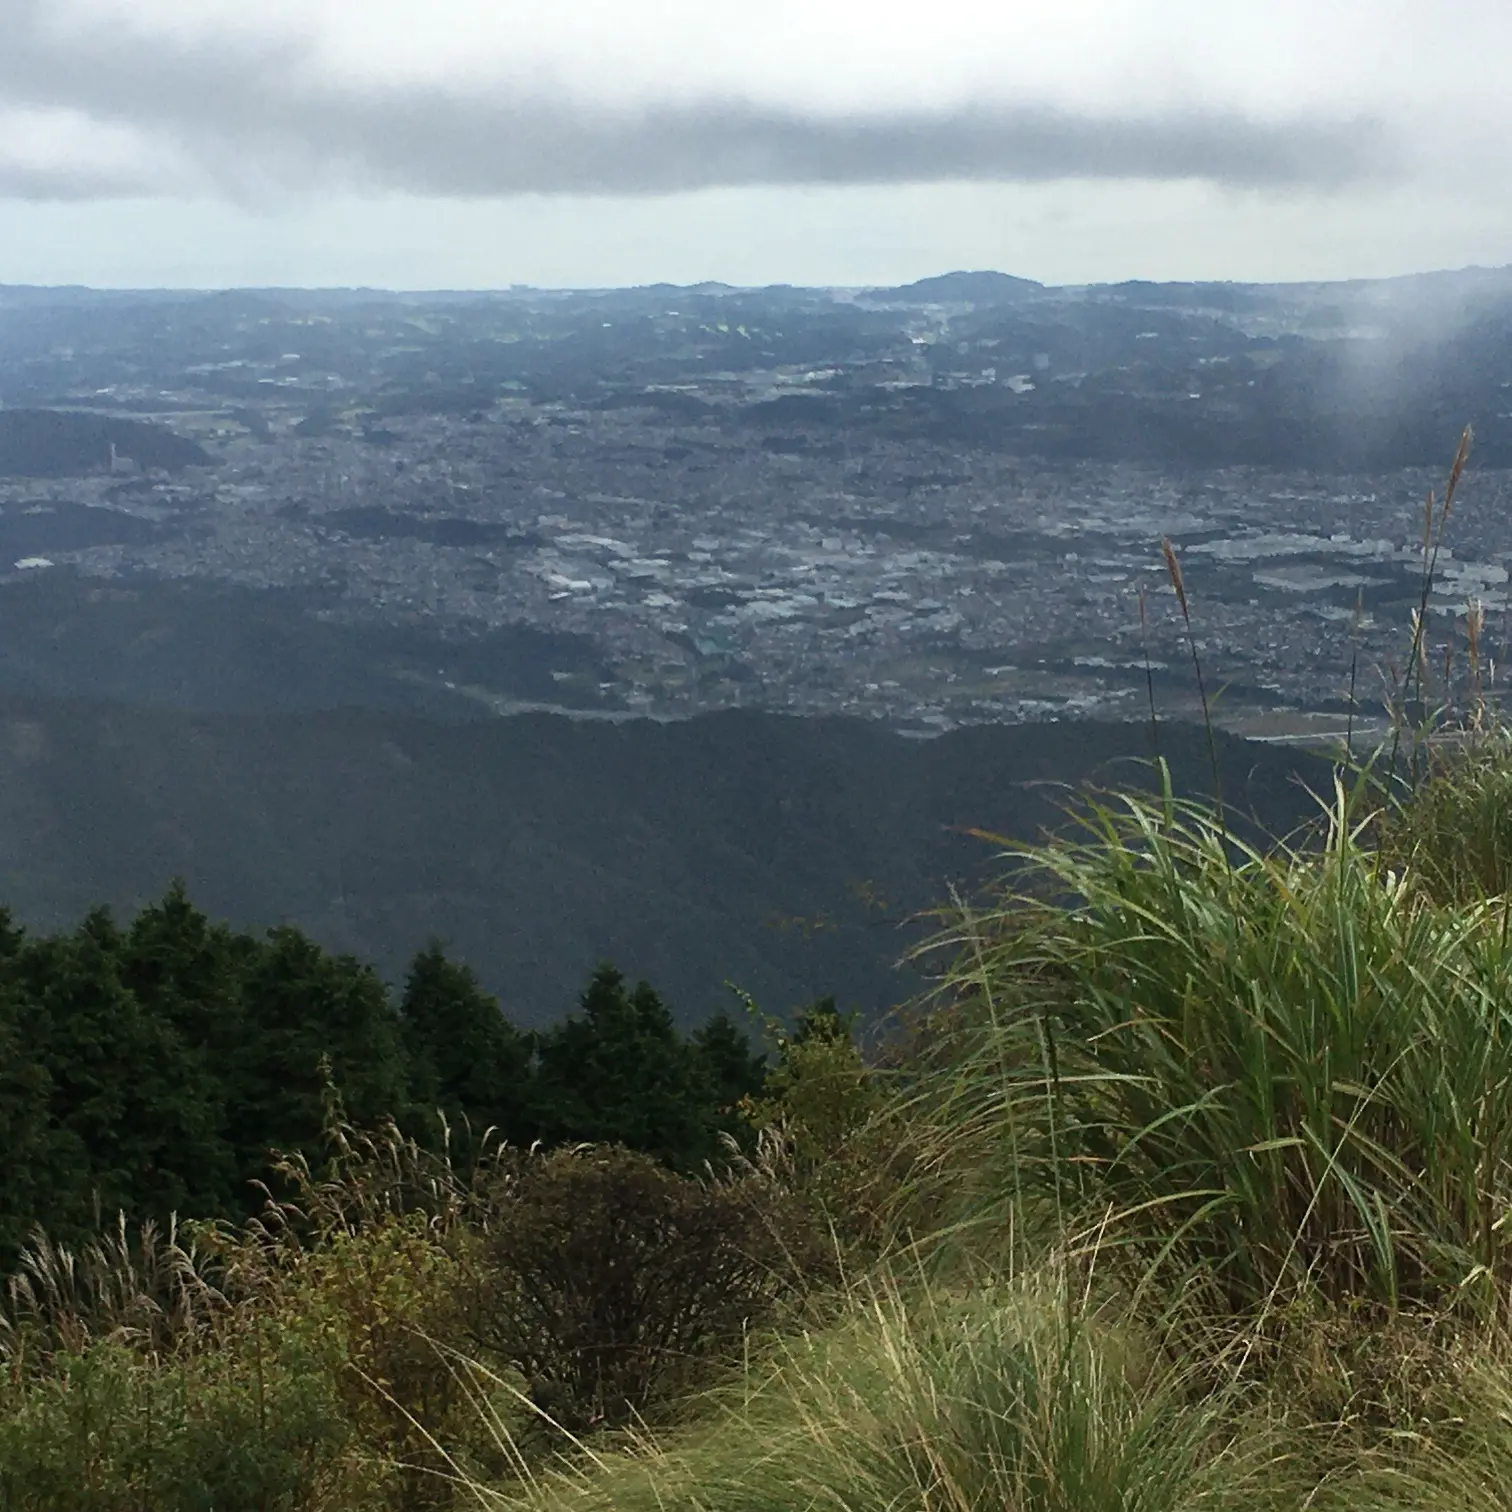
[1375,725,1512,903]
[890,769,1512,1313]
[489,1261,1297,1512]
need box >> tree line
[0,882,789,1262]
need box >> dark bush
[459,1145,831,1431]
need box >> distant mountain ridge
[6,267,1512,469]
[863,270,1046,304]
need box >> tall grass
[491,1259,1297,1512]
[1323,1342,1512,1512]
[1388,426,1473,788]
[898,771,1512,1313]
[1,1215,227,1367]
[1161,537,1223,827]
[1375,724,1512,904]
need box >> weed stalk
[1161,537,1223,833]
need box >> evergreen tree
[535,964,713,1169]
[118,881,252,1212]
[230,926,409,1183]
[0,933,67,1260]
[691,1010,767,1142]
[121,882,255,1051]
[400,941,535,1150]
[16,909,227,1234]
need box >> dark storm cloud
[251,98,1401,196]
[0,0,1402,200]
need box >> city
[4,271,1511,734]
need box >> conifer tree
[16,909,227,1233]
[691,1009,767,1141]
[535,964,712,1169]
[400,941,535,1150]
[118,881,252,1211]
[230,926,409,1180]
[0,955,64,1261]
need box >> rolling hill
[0,409,213,478]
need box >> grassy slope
[14,749,1512,1511]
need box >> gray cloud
[0,0,1404,201]
[0,161,159,201]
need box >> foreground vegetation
[501,732,1512,1512]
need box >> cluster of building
[4,386,1509,736]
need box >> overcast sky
[1,0,1508,289]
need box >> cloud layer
[0,0,1467,202]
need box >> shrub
[224,1125,505,1508]
[457,1145,833,1432]
[0,1128,515,1510]
[247,1216,476,1508]
[746,1000,877,1170]
[0,1337,359,1512]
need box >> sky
[1,0,1510,290]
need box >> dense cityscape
[4,269,1512,732]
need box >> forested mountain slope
[0,697,1326,1023]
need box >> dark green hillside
[0,409,213,477]
[0,501,164,558]
[0,573,611,715]
[0,694,1325,1025]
